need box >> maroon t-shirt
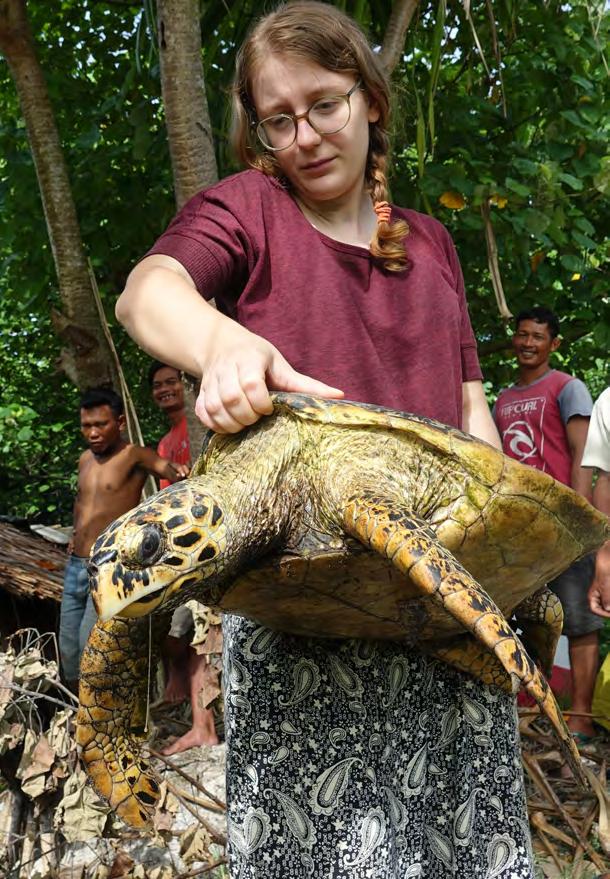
[148,170,482,428]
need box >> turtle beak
[89,557,168,622]
[95,588,167,622]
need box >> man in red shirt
[494,307,599,742]
[149,362,219,754]
[149,362,190,489]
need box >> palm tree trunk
[156,0,218,450]
[0,0,118,389]
[157,0,218,209]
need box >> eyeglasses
[255,80,362,152]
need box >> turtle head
[89,483,227,622]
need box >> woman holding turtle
[117,3,533,876]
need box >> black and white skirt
[223,615,534,879]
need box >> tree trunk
[157,0,218,210]
[0,0,118,390]
[379,0,421,75]
[156,0,218,450]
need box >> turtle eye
[136,525,164,565]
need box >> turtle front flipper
[343,493,586,786]
[513,587,563,676]
[76,615,166,828]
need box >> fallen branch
[522,752,606,872]
[166,783,225,815]
[175,856,229,879]
[164,781,226,847]
[150,748,226,810]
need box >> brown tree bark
[0,0,118,389]
[156,0,218,451]
[157,0,218,210]
[379,0,420,75]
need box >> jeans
[59,555,97,682]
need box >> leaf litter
[1,627,608,878]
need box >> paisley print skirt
[223,615,534,879]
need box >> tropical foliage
[0,0,608,520]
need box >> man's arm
[69,452,87,554]
[133,446,190,483]
[462,381,502,450]
[589,471,610,617]
[565,415,593,501]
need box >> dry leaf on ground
[54,768,110,842]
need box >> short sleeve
[582,388,610,470]
[147,176,258,301]
[442,229,482,383]
[557,378,593,423]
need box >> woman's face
[250,55,379,206]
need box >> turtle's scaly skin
[77,394,609,826]
[77,616,165,827]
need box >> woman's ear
[367,98,381,124]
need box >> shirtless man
[59,387,189,691]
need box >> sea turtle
[77,393,609,827]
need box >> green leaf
[571,230,597,250]
[574,216,596,236]
[560,254,582,272]
[415,90,426,179]
[512,158,538,176]
[560,109,587,128]
[548,142,574,162]
[570,75,594,92]
[16,426,33,441]
[523,209,551,237]
[593,158,610,195]
[505,177,529,197]
[558,172,583,191]
[593,323,610,348]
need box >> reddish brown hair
[231,1,409,272]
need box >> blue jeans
[59,555,97,682]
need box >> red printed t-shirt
[148,170,482,428]
[158,416,190,489]
[494,370,592,485]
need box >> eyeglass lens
[258,95,351,151]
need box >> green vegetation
[0,0,608,521]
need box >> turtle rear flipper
[427,636,578,773]
[513,587,563,677]
[343,493,586,786]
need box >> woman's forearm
[462,380,502,450]
[116,256,226,376]
[116,254,343,433]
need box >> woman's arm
[116,255,342,433]
[461,380,502,450]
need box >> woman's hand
[589,541,610,617]
[195,322,343,433]
[116,255,343,434]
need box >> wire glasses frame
[255,79,362,152]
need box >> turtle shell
[186,393,606,643]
